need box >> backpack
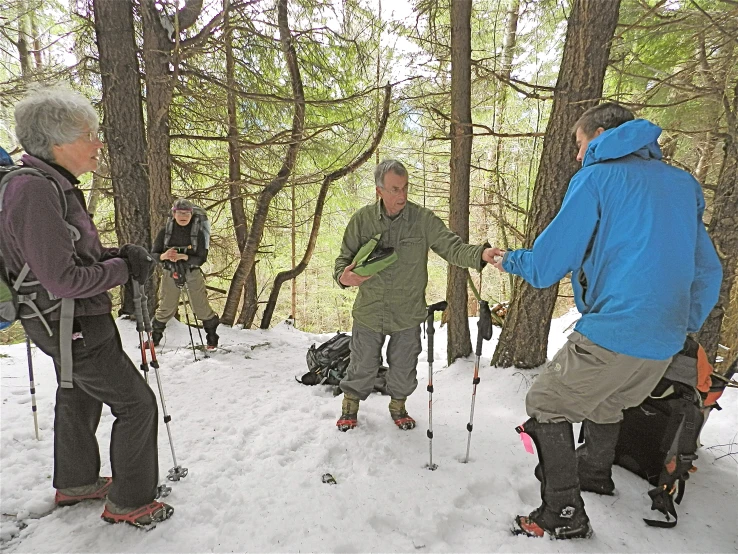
[297,333,389,395]
[299,333,352,386]
[164,205,210,251]
[0,164,79,388]
[613,340,730,528]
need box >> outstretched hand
[482,247,507,272]
[339,262,372,287]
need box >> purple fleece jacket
[0,155,129,319]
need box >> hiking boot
[101,500,174,529]
[389,398,416,430]
[203,315,219,349]
[336,393,360,431]
[513,419,592,540]
[576,420,620,496]
[55,476,112,507]
[144,319,166,348]
[513,504,592,539]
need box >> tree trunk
[93,0,152,311]
[29,8,42,69]
[221,0,306,326]
[489,0,521,295]
[259,84,392,329]
[492,0,621,368]
[224,3,258,326]
[17,0,31,77]
[698,134,738,363]
[695,35,738,365]
[141,0,176,241]
[446,0,474,364]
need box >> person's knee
[525,380,589,423]
[123,382,158,421]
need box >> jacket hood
[582,119,663,167]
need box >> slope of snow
[1,311,736,553]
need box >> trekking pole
[463,276,494,463]
[181,282,209,359]
[133,280,189,482]
[137,282,160,375]
[131,281,150,385]
[177,283,199,362]
[425,300,448,471]
[25,335,40,440]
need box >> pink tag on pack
[520,432,534,454]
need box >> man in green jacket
[334,159,498,431]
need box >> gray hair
[572,102,635,139]
[172,198,195,211]
[374,159,408,188]
[14,86,99,161]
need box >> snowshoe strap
[644,485,678,528]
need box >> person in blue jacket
[490,102,722,539]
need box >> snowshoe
[55,476,112,507]
[101,501,174,529]
[336,413,357,431]
[336,393,360,431]
[389,398,416,430]
[512,507,592,539]
[203,315,219,349]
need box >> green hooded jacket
[334,200,487,333]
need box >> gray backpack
[0,165,80,388]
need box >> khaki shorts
[526,331,672,424]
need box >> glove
[171,260,188,288]
[119,244,157,284]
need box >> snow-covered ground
[1,310,736,553]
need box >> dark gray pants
[339,321,422,401]
[23,314,159,508]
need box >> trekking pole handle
[427,300,448,314]
[426,300,447,365]
[131,281,145,333]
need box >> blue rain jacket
[503,119,722,360]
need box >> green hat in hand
[352,234,398,276]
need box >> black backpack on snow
[299,333,352,386]
[297,332,389,395]
[613,341,732,528]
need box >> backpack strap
[58,298,74,388]
[190,214,200,252]
[643,397,700,528]
[163,217,174,250]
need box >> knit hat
[172,198,194,212]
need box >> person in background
[150,198,220,349]
[334,159,500,432]
[490,102,722,539]
[0,86,173,527]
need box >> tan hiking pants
[526,331,672,424]
[154,268,217,323]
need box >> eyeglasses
[172,209,193,216]
[83,129,104,142]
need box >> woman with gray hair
[150,197,220,349]
[0,86,174,527]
